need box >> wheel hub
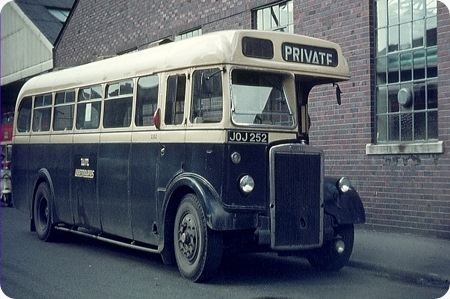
[177,214,199,262]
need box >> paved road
[1,206,447,299]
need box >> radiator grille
[270,145,323,250]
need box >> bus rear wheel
[33,183,58,242]
[174,194,222,282]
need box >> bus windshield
[231,70,294,127]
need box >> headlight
[239,175,255,195]
[337,177,351,193]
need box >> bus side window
[32,94,52,132]
[191,68,223,124]
[165,74,186,125]
[104,80,134,128]
[76,85,102,130]
[53,90,75,131]
[17,97,32,132]
[136,75,159,127]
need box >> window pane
[427,47,437,78]
[426,16,437,47]
[413,81,426,110]
[400,52,412,81]
[428,110,438,139]
[377,28,387,56]
[388,25,399,52]
[389,114,400,141]
[377,56,387,84]
[32,108,51,132]
[103,97,132,128]
[399,0,412,23]
[53,105,74,131]
[388,0,399,25]
[254,1,293,33]
[388,85,400,112]
[136,75,159,126]
[17,97,32,132]
[377,86,388,113]
[412,19,424,47]
[401,113,413,141]
[377,114,388,142]
[413,0,426,19]
[399,22,411,50]
[413,49,426,79]
[108,83,119,97]
[165,75,186,125]
[414,112,426,140]
[427,81,438,109]
[76,102,101,130]
[191,69,223,124]
[388,54,399,83]
[377,0,388,27]
[426,0,436,17]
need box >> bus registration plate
[228,131,268,143]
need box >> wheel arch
[324,176,366,225]
[158,173,230,265]
[30,168,57,232]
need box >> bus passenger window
[136,75,159,126]
[165,75,186,125]
[17,97,32,132]
[53,90,75,131]
[76,85,102,130]
[104,80,133,128]
[190,68,223,124]
[32,94,52,132]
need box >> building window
[375,0,437,143]
[253,1,294,33]
[47,8,70,23]
[175,28,202,41]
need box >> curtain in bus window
[190,68,223,124]
[165,75,186,125]
[136,75,159,126]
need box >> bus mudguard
[30,168,59,230]
[323,176,365,225]
[162,173,258,231]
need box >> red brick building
[54,0,450,238]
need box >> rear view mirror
[334,83,342,105]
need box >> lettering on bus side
[228,131,268,143]
[282,42,338,67]
[74,169,95,179]
[74,157,95,179]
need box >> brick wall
[55,0,276,67]
[305,1,450,237]
[54,0,450,237]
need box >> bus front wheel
[174,194,223,282]
[307,224,354,271]
[33,183,58,242]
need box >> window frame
[368,0,442,155]
[253,0,294,33]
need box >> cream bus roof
[18,30,350,97]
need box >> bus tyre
[33,183,58,242]
[307,224,354,271]
[174,194,223,282]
